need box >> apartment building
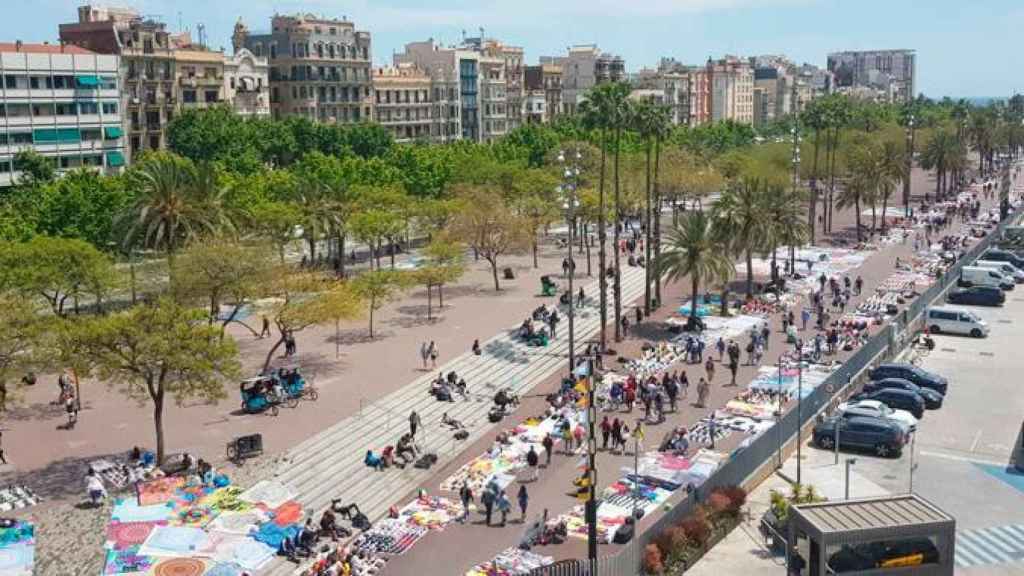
[0,41,125,186]
[240,14,373,123]
[708,56,753,125]
[372,64,437,143]
[541,44,624,115]
[634,68,691,126]
[60,5,267,161]
[689,67,711,125]
[523,64,561,124]
[827,49,915,104]
[470,38,524,133]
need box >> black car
[850,389,925,419]
[947,286,1006,306]
[829,539,940,572]
[982,250,1024,270]
[869,363,949,396]
[813,415,906,458]
[863,378,943,409]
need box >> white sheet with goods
[671,314,764,347]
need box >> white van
[959,266,1014,290]
[975,260,1024,282]
[926,306,989,337]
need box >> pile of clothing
[465,547,553,576]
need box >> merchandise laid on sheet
[465,547,553,576]
[0,520,34,576]
[0,486,40,513]
[103,476,281,576]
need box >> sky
[3,0,1022,98]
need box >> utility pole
[904,114,916,217]
[559,149,581,375]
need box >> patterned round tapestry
[153,558,206,576]
[107,522,159,549]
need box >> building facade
[523,64,561,124]
[635,68,691,126]
[689,67,711,125]
[708,56,753,125]
[240,14,373,123]
[541,45,624,115]
[827,49,915,104]
[223,48,270,118]
[372,64,437,143]
[0,41,125,186]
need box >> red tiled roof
[0,42,94,55]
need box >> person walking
[716,337,726,362]
[697,377,710,407]
[481,488,495,526]
[704,356,715,382]
[428,341,438,368]
[420,341,430,370]
[409,410,421,439]
[728,356,739,386]
[854,275,863,296]
[458,482,474,523]
[497,491,511,527]
[680,370,690,398]
[801,307,811,331]
[527,445,540,480]
[542,433,554,466]
[600,416,611,450]
[611,418,623,452]
[621,315,630,337]
[577,287,585,307]
[761,324,771,351]
[260,315,271,338]
[517,485,529,523]
[632,421,645,453]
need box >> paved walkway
[263,266,647,574]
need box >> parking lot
[802,285,1024,574]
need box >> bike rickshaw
[540,275,558,297]
[273,365,319,402]
[240,376,282,415]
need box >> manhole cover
[940,348,957,353]
[979,352,995,357]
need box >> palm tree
[120,154,233,286]
[762,183,807,281]
[876,139,906,235]
[969,110,996,174]
[657,211,732,327]
[631,99,672,314]
[838,141,880,242]
[580,82,629,348]
[601,82,633,341]
[920,130,960,201]
[712,178,768,297]
[801,99,828,243]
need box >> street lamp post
[845,458,857,500]
[904,115,916,217]
[558,149,582,376]
[795,338,804,486]
[585,355,599,569]
[777,356,784,469]
[908,431,917,493]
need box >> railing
[546,205,1024,576]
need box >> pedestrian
[705,356,715,382]
[65,393,79,428]
[666,377,679,412]
[428,341,438,368]
[611,418,623,452]
[481,488,495,526]
[653,391,664,423]
[854,276,863,296]
[635,306,642,326]
[517,485,529,522]
[632,421,645,453]
[542,433,554,465]
[577,287,585,307]
[728,358,738,386]
[680,370,690,398]
[409,410,421,439]
[85,468,107,506]
[549,310,559,338]
[497,491,511,526]
[420,341,430,369]
[572,423,585,451]
[600,416,611,450]
[621,315,630,337]
[459,482,474,523]
[761,324,770,350]
[754,341,764,365]
[562,258,570,277]
[472,339,481,356]
[0,431,7,465]
[801,307,811,331]
[527,445,540,480]
[260,315,271,338]
[716,337,725,361]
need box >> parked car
[813,416,906,458]
[945,286,1005,307]
[869,363,949,395]
[927,306,991,336]
[850,388,925,419]
[958,266,1014,290]
[836,399,918,433]
[975,260,1024,282]
[982,249,1024,270]
[829,539,940,572]
[862,378,943,409]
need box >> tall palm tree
[712,178,768,297]
[580,82,628,348]
[839,141,880,242]
[631,99,672,314]
[657,211,732,326]
[762,183,806,282]
[876,139,906,235]
[920,130,960,200]
[801,100,828,243]
[602,82,633,341]
[120,154,233,286]
[969,111,996,174]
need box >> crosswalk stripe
[974,529,1018,555]
[955,543,986,567]
[1000,524,1024,541]
[985,526,1024,553]
[959,532,1013,565]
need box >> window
[101,76,117,89]
[270,44,277,59]
[32,103,55,116]
[149,135,161,150]
[253,43,263,57]
[204,67,218,79]
[81,128,102,141]
[182,90,197,103]
[204,90,219,102]
[11,132,32,144]
[102,102,117,114]
[0,160,9,173]
[4,75,16,89]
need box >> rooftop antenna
[177,11,182,32]
[479,26,484,41]
[197,23,206,48]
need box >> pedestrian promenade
[263,267,648,573]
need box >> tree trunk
[129,256,137,305]
[653,136,663,308]
[809,130,821,243]
[220,304,259,339]
[339,233,346,278]
[644,140,652,315]
[490,259,501,291]
[153,383,166,465]
[426,285,433,320]
[585,224,592,276]
[854,194,863,242]
[368,297,377,338]
[745,249,754,297]
[262,333,287,373]
[613,126,623,342]
[532,239,539,269]
[828,128,841,233]
[307,235,316,263]
[881,191,889,235]
[439,284,445,308]
[690,274,700,320]
[598,133,609,351]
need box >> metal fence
[534,208,1024,576]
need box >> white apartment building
[224,48,270,117]
[709,56,753,125]
[0,41,125,187]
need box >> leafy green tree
[250,200,301,264]
[387,144,454,198]
[450,187,531,291]
[0,236,119,315]
[351,269,412,338]
[920,129,963,200]
[422,236,466,307]
[120,153,235,283]
[12,150,56,188]
[350,186,407,270]
[657,211,733,323]
[0,295,46,411]
[503,124,560,168]
[30,169,132,247]
[344,122,395,159]
[166,105,263,173]
[68,298,241,463]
